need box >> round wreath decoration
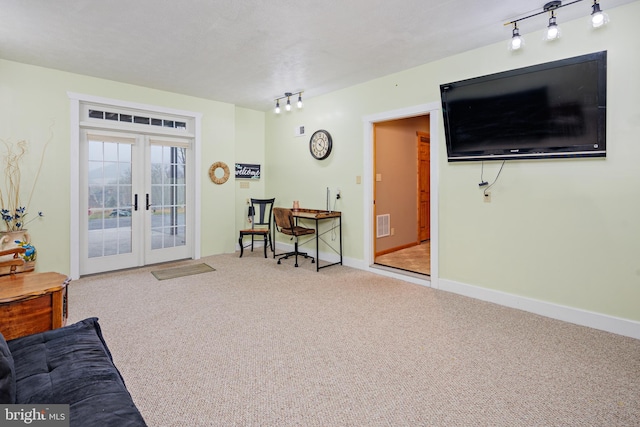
[209,161,230,185]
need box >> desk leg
[315,218,320,272]
[339,215,343,266]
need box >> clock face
[309,130,332,160]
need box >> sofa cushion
[0,332,16,404]
[8,317,146,426]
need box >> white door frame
[362,102,440,289]
[68,92,202,279]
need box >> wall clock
[309,130,332,160]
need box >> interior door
[417,131,430,241]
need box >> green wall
[265,1,640,322]
[0,60,264,273]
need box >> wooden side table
[0,272,70,341]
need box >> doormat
[151,263,216,281]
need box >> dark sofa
[0,317,146,426]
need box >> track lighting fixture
[505,0,609,51]
[274,91,303,114]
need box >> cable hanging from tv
[479,161,506,197]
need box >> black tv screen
[440,51,607,162]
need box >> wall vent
[376,214,390,238]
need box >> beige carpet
[67,254,640,426]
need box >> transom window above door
[80,103,195,136]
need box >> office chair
[238,198,275,258]
[273,207,315,267]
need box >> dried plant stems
[1,125,53,231]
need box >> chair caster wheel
[277,260,281,264]
[312,260,315,264]
[295,264,299,267]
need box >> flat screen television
[440,51,607,162]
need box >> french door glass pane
[150,145,187,250]
[87,140,132,258]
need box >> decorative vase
[0,229,36,274]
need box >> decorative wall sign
[235,163,261,179]
[209,161,230,185]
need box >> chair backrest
[249,198,275,229]
[273,207,294,233]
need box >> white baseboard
[438,278,640,340]
[271,242,639,340]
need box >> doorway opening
[373,116,430,276]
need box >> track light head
[590,1,609,28]
[509,23,524,51]
[275,100,280,114]
[297,93,303,109]
[544,11,561,41]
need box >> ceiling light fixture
[274,91,303,114]
[504,0,609,51]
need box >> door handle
[146,194,151,211]
[134,194,138,211]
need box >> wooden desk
[291,208,342,271]
[0,272,70,340]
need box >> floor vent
[376,214,390,238]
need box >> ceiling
[0,0,632,111]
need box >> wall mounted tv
[440,51,607,162]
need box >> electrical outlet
[484,191,491,203]
[336,188,341,199]
[391,227,395,235]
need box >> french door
[80,131,192,275]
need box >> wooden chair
[273,207,315,267]
[238,198,275,258]
[0,247,28,276]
